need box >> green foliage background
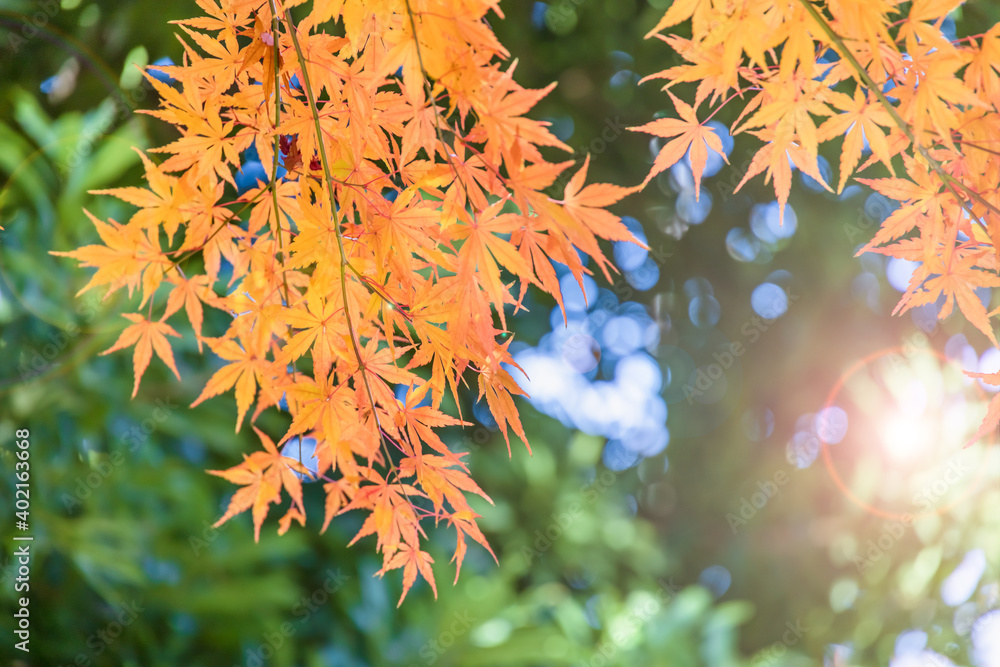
[1,1,998,665]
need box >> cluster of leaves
[56,0,1000,607]
[55,0,641,603]
[635,0,1000,440]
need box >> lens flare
[881,414,933,463]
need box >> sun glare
[881,413,933,463]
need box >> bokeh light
[613,216,649,271]
[676,187,713,225]
[741,407,775,441]
[750,201,797,244]
[750,282,788,319]
[281,436,319,482]
[510,277,669,468]
[941,549,986,607]
[689,294,721,328]
[726,227,761,262]
[972,610,1000,667]
[886,257,920,292]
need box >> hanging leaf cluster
[55,0,640,604]
[635,0,1000,441]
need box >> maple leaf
[393,384,467,457]
[896,0,963,52]
[965,24,1000,101]
[277,294,348,376]
[630,92,728,194]
[190,335,275,431]
[554,156,643,277]
[818,88,896,192]
[893,44,981,149]
[321,479,353,534]
[141,72,241,184]
[58,0,689,602]
[398,453,491,518]
[343,473,424,559]
[237,12,281,101]
[447,510,497,584]
[377,541,437,607]
[476,340,531,456]
[826,0,897,69]
[644,0,705,38]
[278,506,307,536]
[452,200,533,330]
[857,155,953,252]
[733,76,835,215]
[208,427,309,541]
[472,63,570,165]
[964,371,1000,448]
[51,210,168,302]
[91,150,193,243]
[894,252,1000,348]
[282,369,356,448]
[730,133,796,223]
[101,313,182,397]
[163,274,213,351]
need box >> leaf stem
[267,3,299,387]
[795,0,997,237]
[279,7,398,478]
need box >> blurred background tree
[1,1,998,666]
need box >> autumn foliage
[57,0,1000,604]
[636,0,1000,442]
[54,0,640,603]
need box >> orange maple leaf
[102,313,182,397]
[208,427,310,542]
[191,335,275,431]
[630,92,728,194]
[378,541,437,607]
[964,371,1000,448]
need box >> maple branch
[279,7,401,481]
[354,272,413,323]
[702,89,756,124]
[58,0,640,592]
[268,7,290,292]
[159,187,268,274]
[394,2,499,463]
[954,138,1000,158]
[796,0,999,243]
[267,2,299,388]
[246,42,413,317]
[403,0,476,221]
